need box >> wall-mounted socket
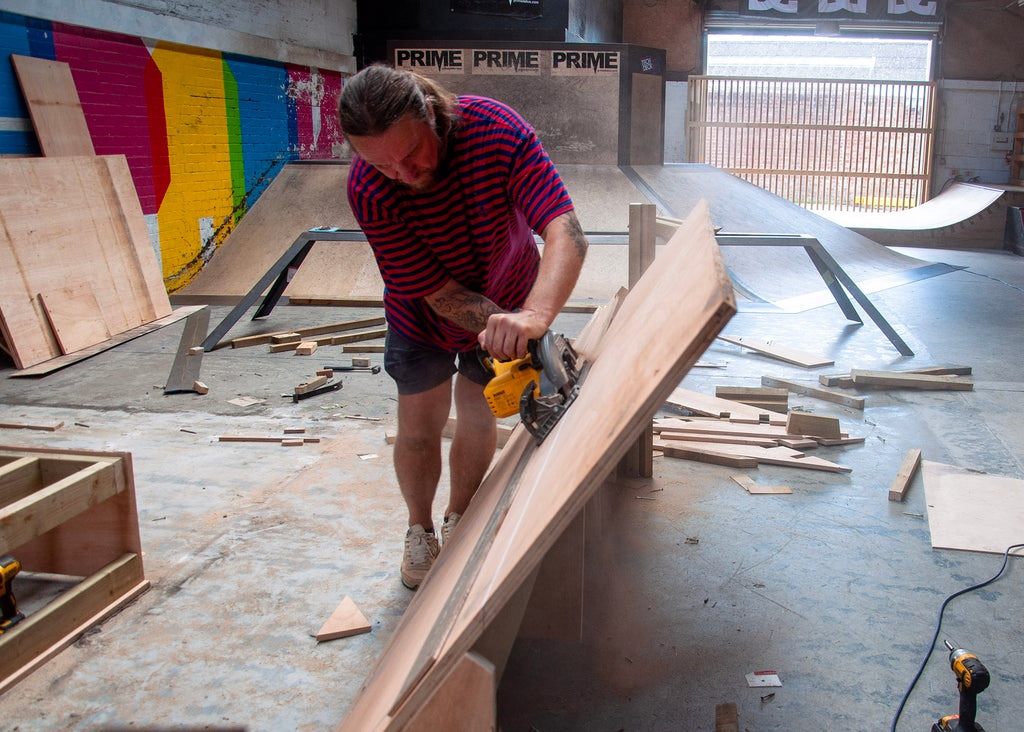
[991,131,1012,150]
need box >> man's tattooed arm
[424,279,504,334]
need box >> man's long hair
[338,64,459,143]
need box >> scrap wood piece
[716,335,834,368]
[217,435,320,444]
[653,439,758,468]
[761,375,865,410]
[654,417,800,440]
[0,420,64,432]
[921,461,1024,554]
[785,411,841,440]
[316,596,372,642]
[850,369,973,391]
[295,341,318,356]
[664,387,779,423]
[731,474,792,494]
[816,435,865,446]
[821,365,972,388]
[888,448,922,502]
[269,327,388,353]
[230,316,387,349]
[295,375,329,395]
[344,344,386,354]
[668,441,852,473]
[655,431,780,448]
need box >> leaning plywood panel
[0,156,171,369]
[336,200,735,730]
[11,55,95,157]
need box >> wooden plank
[230,316,387,349]
[715,386,788,401]
[11,55,95,157]
[316,596,373,641]
[888,448,922,502]
[785,412,842,439]
[8,306,203,377]
[761,375,866,410]
[653,418,801,440]
[716,701,740,732]
[336,199,736,730]
[667,441,852,473]
[655,440,758,468]
[0,421,64,432]
[716,335,834,368]
[269,327,388,353]
[850,369,974,391]
[655,431,780,448]
[731,475,792,494]
[665,387,777,423]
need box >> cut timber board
[667,441,851,473]
[716,335,834,368]
[850,370,973,391]
[922,461,1024,555]
[888,448,922,502]
[0,155,171,369]
[665,387,781,423]
[731,475,792,494]
[11,55,96,157]
[335,199,736,731]
[761,375,865,410]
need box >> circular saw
[480,331,584,444]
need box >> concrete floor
[1,246,1023,731]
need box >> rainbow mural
[0,10,344,291]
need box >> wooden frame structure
[0,446,149,693]
[335,200,735,730]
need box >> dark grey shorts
[384,329,492,395]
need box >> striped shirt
[347,95,575,352]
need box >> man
[338,64,588,589]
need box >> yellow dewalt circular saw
[480,331,584,444]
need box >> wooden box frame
[0,445,149,693]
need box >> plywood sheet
[336,199,735,730]
[38,285,111,355]
[922,460,1024,555]
[0,155,171,369]
[11,55,95,157]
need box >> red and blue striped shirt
[347,95,575,352]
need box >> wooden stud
[851,369,973,391]
[716,335,834,368]
[888,448,922,502]
[785,411,842,439]
[761,375,865,410]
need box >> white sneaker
[401,524,439,590]
[441,512,461,546]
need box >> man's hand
[478,309,548,362]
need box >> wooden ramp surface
[335,200,735,730]
[819,182,1005,231]
[627,164,946,306]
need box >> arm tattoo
[563,213,589,260]
[430,287,503,333]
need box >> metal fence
[686,76,936,213]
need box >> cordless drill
[0,554,25,634]
[931,640,990,732]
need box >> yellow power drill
[931,640,991,732]
[0,554,25,634]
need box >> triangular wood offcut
[316,596,372,642]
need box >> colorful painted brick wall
[0,10,344,292]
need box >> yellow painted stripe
[151,43,236,291]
